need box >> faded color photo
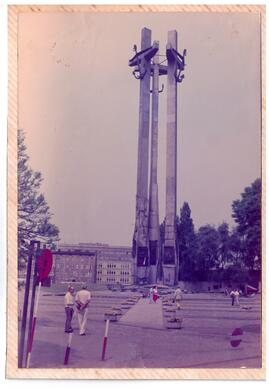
[17,11,262,369]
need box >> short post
[64,332,73,365]
[26,242,40,366]
[101,319,110,361]
[18,240,35,368]
[26,280,42,368]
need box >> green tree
[217,222,231,268]
[232,178,261,269]
[229,228,245,264]
[196,225,219,276]
[177,202,197,280]
[222,264,250,284]
[18,129,59,268]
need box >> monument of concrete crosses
[129,27,186,286]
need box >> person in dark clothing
[230,290,235,306]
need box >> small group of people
[149,286,159,303]
[64,284,91,335]
[148,286,183,309]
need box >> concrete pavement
[119,297,164,329]
[18,290,262,368]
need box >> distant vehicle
[245,284,258,297]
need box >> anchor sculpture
[166,45,187,82]
[129,41,159,80]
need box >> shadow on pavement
[30,340,66,368]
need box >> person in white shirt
[234,289,240,306]
[75,284,91,335]
[174,287,183,310]
[64,286,75,333]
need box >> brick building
[52,243,134,286]
[52,248,97,284]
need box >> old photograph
[6,4,265,380]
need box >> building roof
[58,242,132,251]
[53,249,96,256]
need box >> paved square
[19,289,261,368]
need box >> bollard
[26,281,42,368]
[64,332,73,365]
[26,242,40,368]
[101,319,110,361]
[18,241,35,368]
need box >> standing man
[149,286,154,303]
[230,289,235,306]
[234,289,240,307]
[174,287,183,310]
[64,286,75,333]
[75,284,91,336]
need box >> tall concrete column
[163,30,178,286]
[130,28,185,285]
[148,52,160,284]
[131,28,152,284]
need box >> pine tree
[177,202,197,280]
[18,129,59,268]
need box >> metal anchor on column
[130,40,159,80]
[150,83,164,93]
[166,45,187,82]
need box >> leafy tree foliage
[222,264,250,284]
[196,225,219,274]
[18,129,59,268]
[229,228,245,264]
[216,222,231,268]
[232,178,261,269]
[158,179,261,283]
[177,202,197,280]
